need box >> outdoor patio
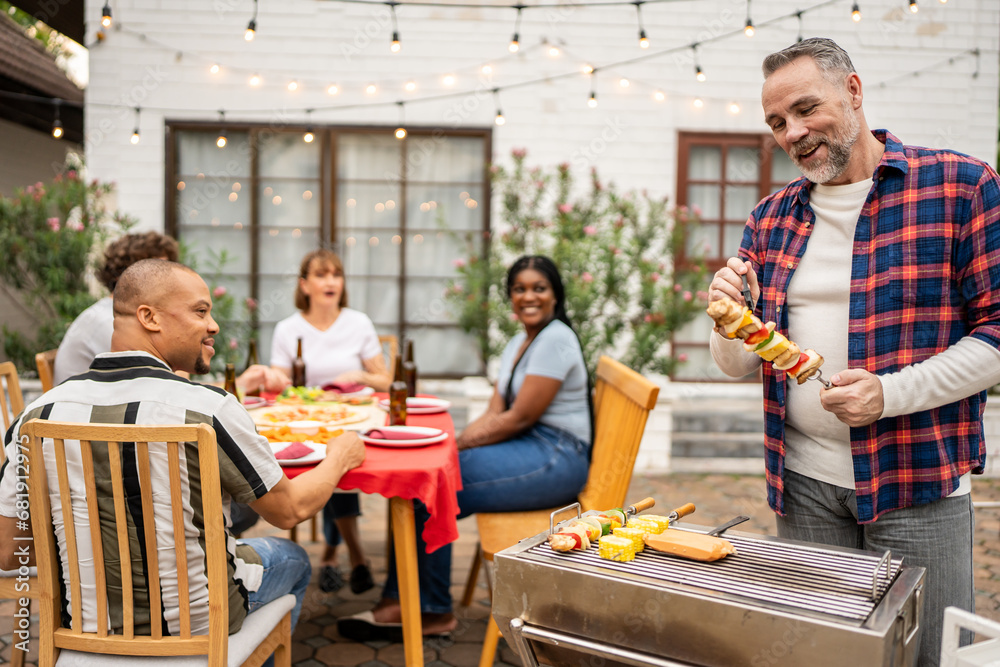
[5,470,1000,667]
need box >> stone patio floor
[6,472,1000,666]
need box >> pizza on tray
[251,403,367,428]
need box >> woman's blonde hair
[295,249,348,311]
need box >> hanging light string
[744,0,755,37]
[245,0,259,41]
[101,1,113,28]
[635,2,649,49]
[509,5,524,53]
[492,89,505,125]
[51,100,64,139]
[389,2,401,52]
[873,47,979,88]
[131,106,141,144]
[394,101,407,139]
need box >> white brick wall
[84,0,999,232]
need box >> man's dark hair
[762,37,856,81]
[98,232,180,292]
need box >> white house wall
[84,0,999,234]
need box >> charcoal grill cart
[492,520,924,666]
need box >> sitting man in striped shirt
[708,38,1000,666]
[0,259,365,639]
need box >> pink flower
[490,165,500,175]
[696,290,709,301]
[683,291,693,302]
[47,217,60,231]
[245,297,258,311]
[66,170,77,180]
[583,225,597,236]
[67,220,84,232]
[650,272,660,282]
[673,283,682,292]
[452,258,466,268]
[535,180,545,188]
[581,272,593,283]
[213,286,227,298]
[558,204,572,214]
[678,353,689,362]
[229,339,239,350]
[511,148,527,159]
[692,205,703,216]
[509,312,519,321]
[644,314,652,323]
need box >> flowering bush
[0,164,134,372]
[446,149,709,378]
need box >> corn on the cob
[613,526,646,552]
[628,519,660,536]
[598,535,636,562]
[635,515,670,533]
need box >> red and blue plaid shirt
[741,130,1000,523]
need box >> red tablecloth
[279,395,461,553]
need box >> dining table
[256,393,462,667]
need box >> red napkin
[274,442,315,460]
[365,428,435,440]
[322,381,367,394]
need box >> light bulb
[327,84,339,95]
[495,111,505,126]
[101,2,112,28]
[395,127,407,139]
[693,97,704,109]
[131,129,140,144]
[366,84,377,94]
[639,30,649,49]
[653,90,666,102]
[852,3,861,21]
[619,78,630,88]
[729,102,741,114]
[391,31,401,53]
[303,131,314,143]
[548,46,560,57]
[509,35,520,53]
[909,0,918,12]
[216,134,227,148]
[481,65,493,75]
[244,19,256,41]
[696,66,706,82]
[587,93,597,108]
[52,120,64,139]
[210,64,220,74]
[249,74,261,86]
[405,81,416,92]
[443,75,455,86]
[744,20,755,37]
[287,80,298,91]
[582,64,594,74]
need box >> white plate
[361,426,448,448]
[376,397,452,415]
[332,386,376,399]
[270,441,326,466]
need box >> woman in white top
[270,249,390,594]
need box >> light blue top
[497,319,591,444]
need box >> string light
[404,81,416,92]
[851,2,861,21]
[394,101,407,139]
[287,80,298,91]
[939,0,947,3]
[101,1,112,28]
[653,90,665,102]
[303,109,314,143]
[245,0,258,41]
[693,45,706,82]
[327,84,339,95]
[366,84,377,94]
[216,110,227,148]
[481,65,493,75]
[744,0,754,37]
[693,97,704,109]
[443,74,456,86]
[618,77,630,87]
[249,73,261,86]
[548,43,560,57]
[509,5,523,53]
[210,63,220,74]
[728,101,741,114]
[587,71,598,108]
[582,64,595,74]
[51,100,63,139]
[130,106,141,144]
[493,89,505,125]
[909,0,918,13]
[389,3,401,52]
[634,2,649,49]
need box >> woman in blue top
[339,255,592,639]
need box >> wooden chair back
[578,355,660,511]
[379,334,399,372]
[24,420,231,666]
[35,349,57,392]
[0,362,24,462]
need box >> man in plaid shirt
[709,38,1000,666]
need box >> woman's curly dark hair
[97,232,179,291]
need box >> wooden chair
[0,361,31,667]
[23,420,294,667]
[35,348,57,392]
[379,334,398,373]
[462,356,660,667]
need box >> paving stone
[291,639,315,663]
[439,641,488,667]
[303,635,332,648]
[292,659,326,667]
[314,641,377,666]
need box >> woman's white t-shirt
[270,309,382,387]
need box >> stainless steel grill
[493,519,925,667]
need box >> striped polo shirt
[0,351,284,636]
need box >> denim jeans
[321,492,361,547]
[242,536,312,630]
[775,469,974,667]
[382,423,590,613]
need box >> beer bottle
[292,337,307,387]
[244,339,261,397]
[403,339,417,398]
[389,354,408,426]
[223,363,239,397]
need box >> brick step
[671,432,764,459]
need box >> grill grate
[523,530,903,624]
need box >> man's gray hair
[762,37,856,80]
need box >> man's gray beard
[793,102,861,184]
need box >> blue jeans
[382,423,590,613]
[775,469,974,667]
[322,492,361,547]
[242,536,312,630]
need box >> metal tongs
[743,274,831,389]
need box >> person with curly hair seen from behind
[270,249,391,595]
[339,254,592,640]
